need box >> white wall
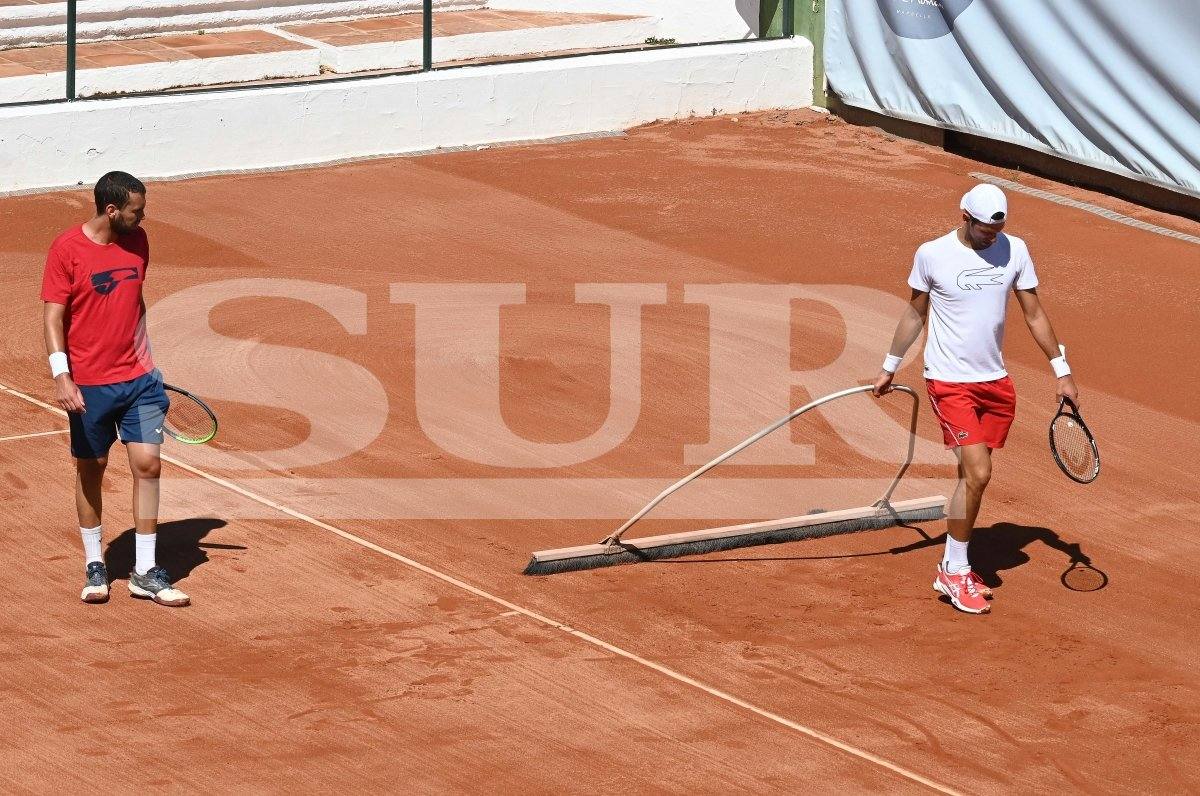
[487,0,761,42]
[0,39,811,194]
[0,49,322,104]
[0,16,658,103]
[323,15,659,73]
[0,0,759,48]
[0,0,479,47]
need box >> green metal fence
[1,0,802,108]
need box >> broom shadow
[105,517,238,582]
[655,521,1108,591]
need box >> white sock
[942,535,971,575]
[134,533,157,576]
[80,525,103,566]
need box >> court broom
[523,384,947,575]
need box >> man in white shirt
[873,183,1079,614]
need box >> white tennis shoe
[128,566,190,607]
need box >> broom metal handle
[600,384,921,546]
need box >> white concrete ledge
[0,38,813,193]
[0,0,478,47]
[0,48,322,104]
[322,15,659,73]
[489,0,758,43]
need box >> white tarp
[825,0,1200,198]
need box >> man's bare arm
[1015,287,1079,404]
[872,289,929,396]
[888,289,930,356]
[44,302,85,412]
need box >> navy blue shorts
[69,369,170,459]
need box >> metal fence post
[422,0,432,71]
[783,0,795,37]
[65,0,77,99]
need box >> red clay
[1,110,1198,792]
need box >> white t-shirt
[907,230,1039,382]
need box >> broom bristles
[523,500,945,576]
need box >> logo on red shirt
[91,267,141,295]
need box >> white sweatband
[882,354,903,374]
[1050,343,1070,378]
[48,351,70,378]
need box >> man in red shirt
[42,171,189,607]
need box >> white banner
[826,0,1200,198]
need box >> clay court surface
[2,110,1199,792]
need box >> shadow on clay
[654,521,1109,592]
[106,517,238,583]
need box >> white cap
[961,183,1008,223]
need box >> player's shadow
[955,522,1105,590]
[659,521,1106,591]
[106,518,240,582]
[849,521,1106,591]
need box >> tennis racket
[1049,396,1099,484]
[163,383,218,445]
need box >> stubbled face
[963,212,1004,249]
[108,192,146,235]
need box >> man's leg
[125,442,188,607]
[127,441,161,573]
[76,455,107,530]
[934,443,992,613]
[76,455,110,603]
[945,442,992,549]
[68,383,117,604]
[122,372,188,606]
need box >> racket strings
[166,395,216,443]
[1051,415,1095,478]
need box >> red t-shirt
[40,225,154,386]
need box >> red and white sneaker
[968,570,993,599]
[932,566,993,599]
[933,564,990,614]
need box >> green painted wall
[761,0,826,107]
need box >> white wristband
[1050,342,1070,378]
[49,351,69,378]
[882,354,903,374]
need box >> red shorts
[926,377,1016,449]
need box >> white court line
[0,428,68,443]
[0,380,958,795]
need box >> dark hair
[94,171,146,214]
